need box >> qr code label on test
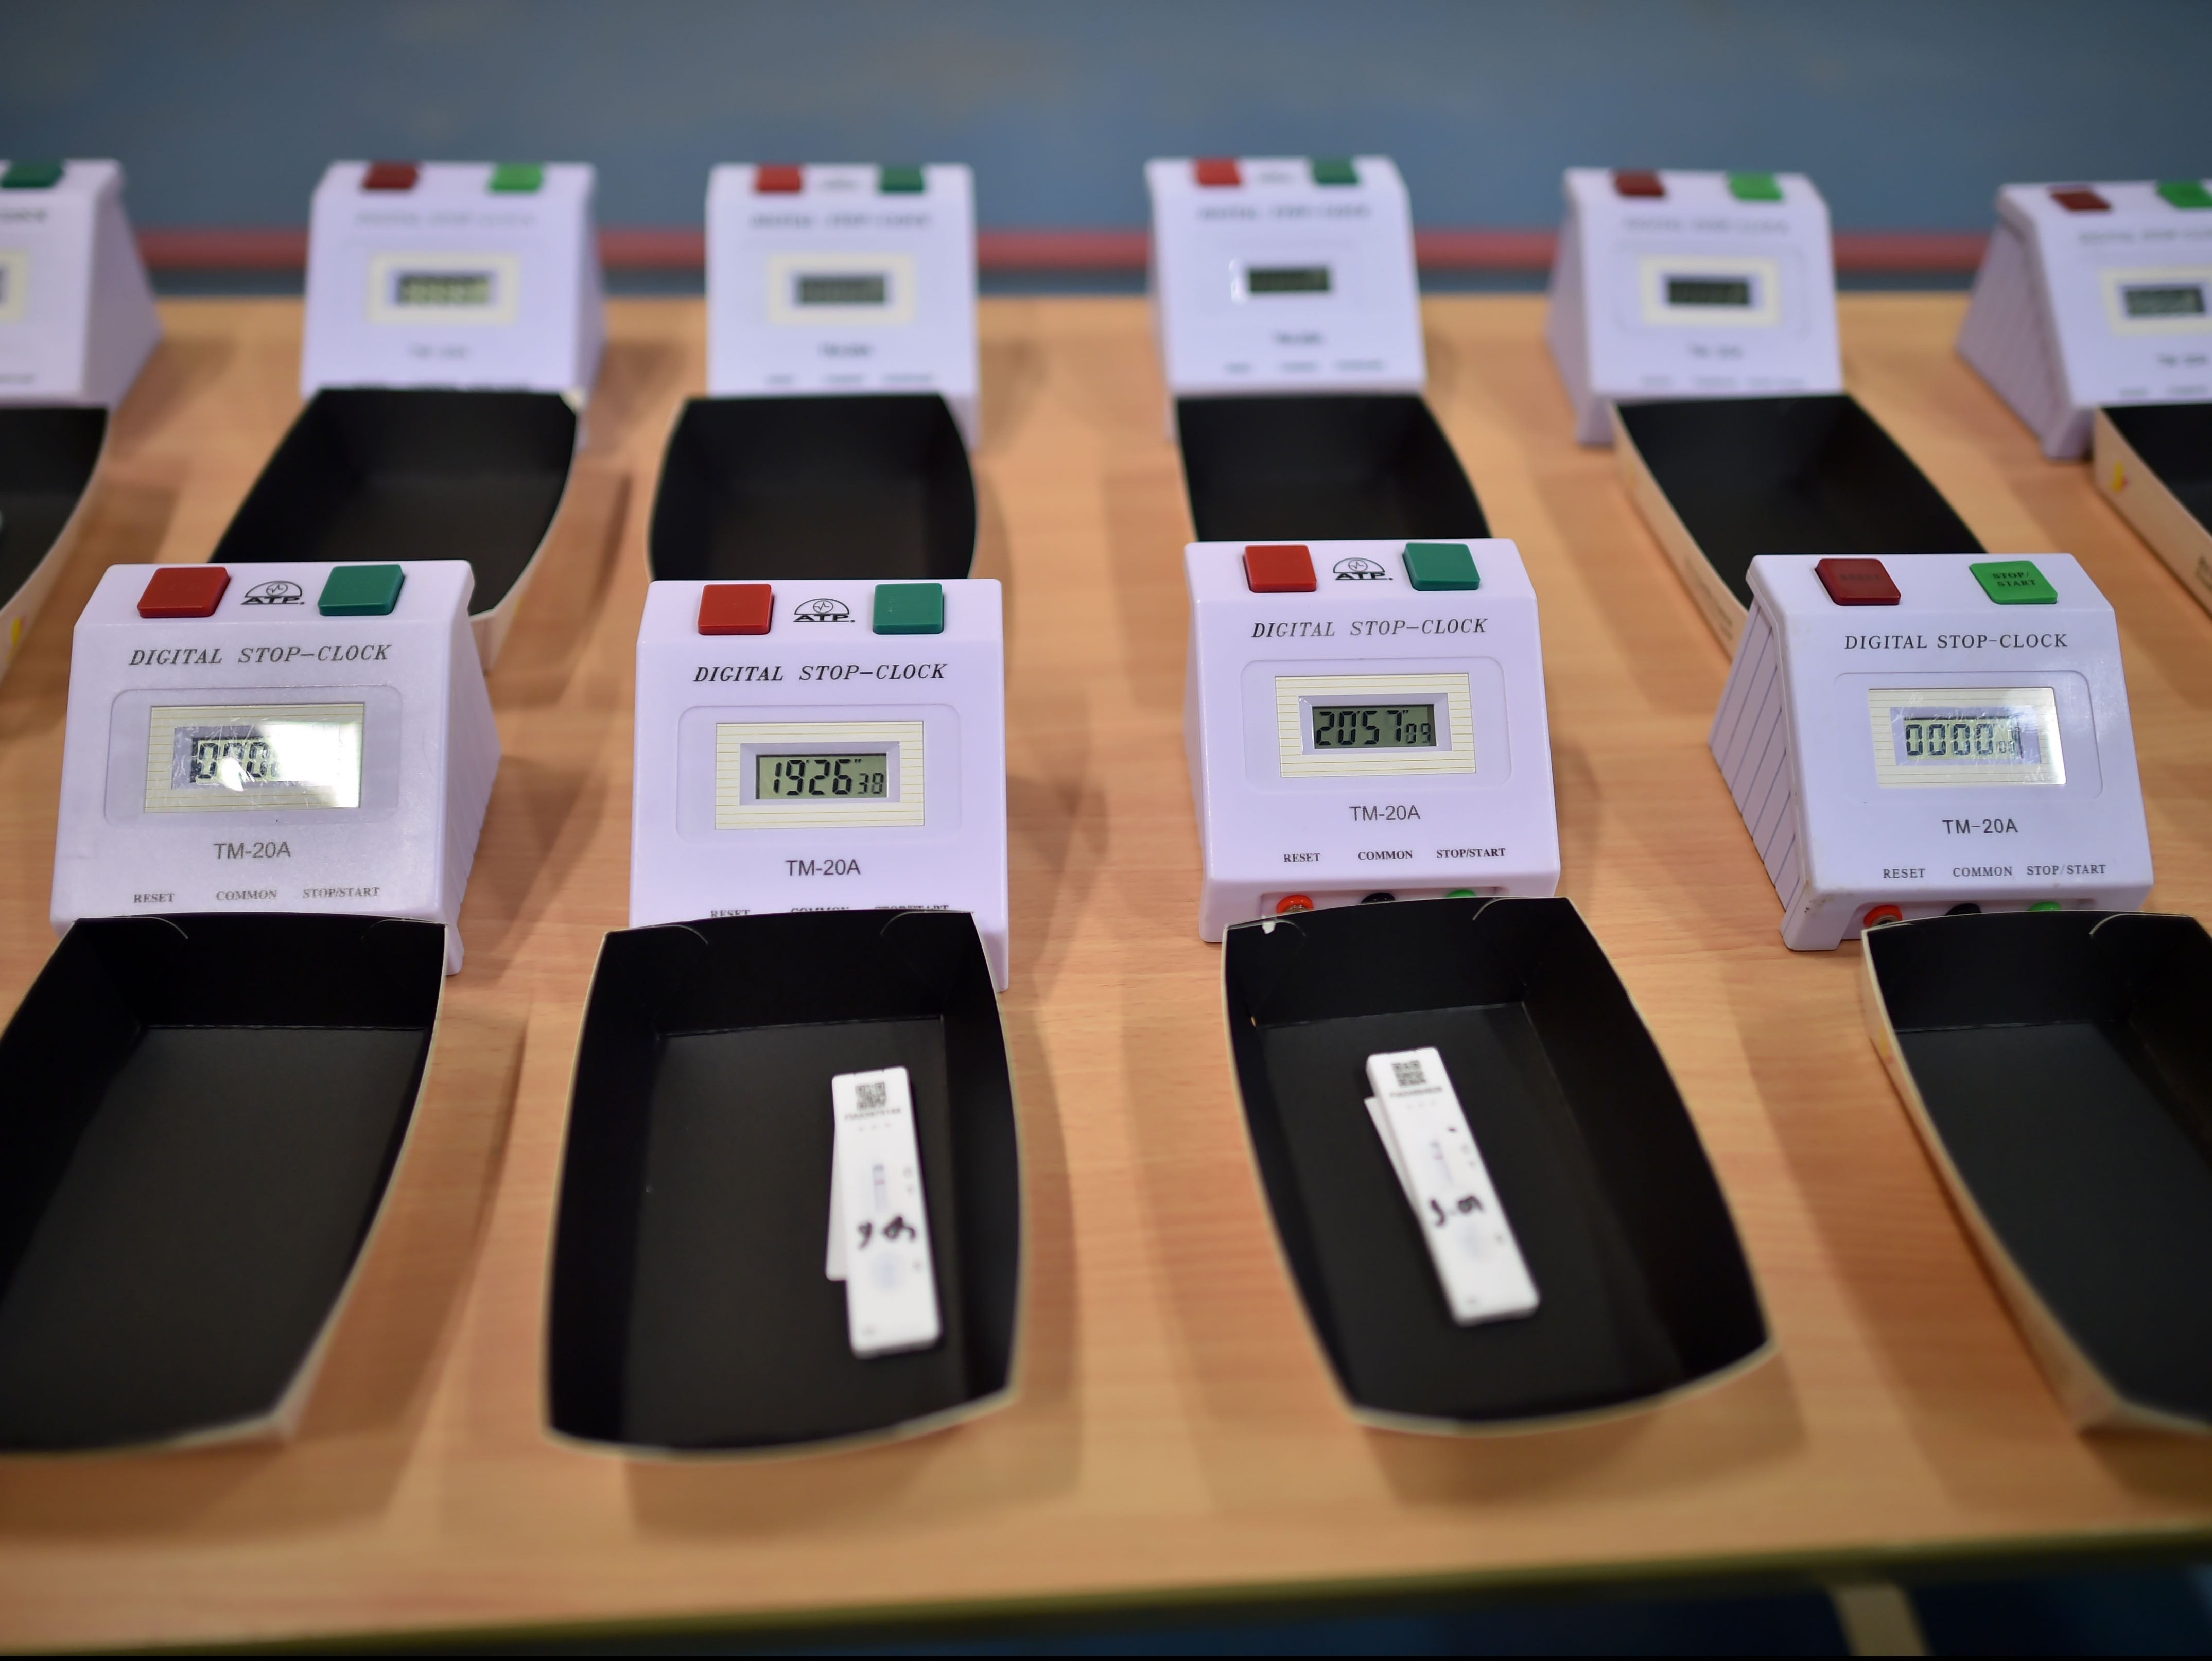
[1391,1059,1425,1089]
[855,1081,889,1111]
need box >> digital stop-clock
[300,160,603,400]
[629,575,1008,987]
[1546,166,1982,649]
[1961,179,2212,459]
[51,558,501,972]
[706,163,979,447]
[1546,167,1842,446]
[1711,552,2151,949]
[1184,538,1559,939]
[1960,178,2212,618]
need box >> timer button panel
[698,583,774,636]
[1971,560,2058,605]
[138,566,232,620]
[873,582,945,636]
[1244,544,1316,593]
[319,564,406,618]
[1403,542,1480,592]
[1816,557,1900,606]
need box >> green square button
[879,166,926,195]
[1970,560,2057,605]
[2,161,63,190]
[320,564,406,617]
[489,162,543,194]
[1728,171,1783,202]
[873,581,944,634]
[2157,179,2212,211]
[1311,158,1358,187]
[1403,542,1480,591]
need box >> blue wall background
[0,0,2201,233]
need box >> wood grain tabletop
[0,293,2206,1650]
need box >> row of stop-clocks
[3,154,2199,963]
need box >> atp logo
[793,598,853,623]
[241,580,305,605]
[1333,556,1388,581]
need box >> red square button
[754,164,803,194]
[1613,169,1665,199]
[1244,544,1316,593]
[362,161,420,193]
[1815,557,1900,606]
[698,583,774,635]
[138,565,231,619]
[1194,158,1242,188]
[2050,186,2110,213]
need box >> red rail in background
[135,227,1990,274]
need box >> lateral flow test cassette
[1959,178,2212,617]
[1185,538,1558,939]
[0,159,162,683]
[1711,553,2151,950]
[1547,168,1980,648]
[629,576,1009,987]
[211,161,603,666]
[52,560,501,973]
[1145,155,1488,543]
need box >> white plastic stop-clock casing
[1960,181,2212,460]
[1145,156,1426,403]
[0,159,161,407]
[300,161,605,400]
[53,560,501,973]
[1183,539,1560,941]
[1711,553,2152,951]
[706,164,980,447]
[1546,168,1843,445]
[630,578,1009,988]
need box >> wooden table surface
[0,294,2208,1651]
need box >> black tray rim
[0,912,451,1458]
[539,912,1026,1462]
[1220,894,1774,1437]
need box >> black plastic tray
[1175,394,1489,543]
[1617,394,1981,610]
[649,394,976,583]
[0,404,106,606]
[2102,403,2212,532]
[0,913,444,1453]
[547,910,1020,1455]
[1222,897,1766,1430]
[1865,910,2212,1432]
[210,387,576,619]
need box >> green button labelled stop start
[1970,560,2057,605]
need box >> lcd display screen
[1666,275,1754,308]
[1246,266,1332,295]
[1867,688,2064,789]
[144,703,366,813]
[756,751,891,799]
[394,271,495,307]
[1311,703,1438,749]
[2121,284,2208,319]
[797,273,889,306]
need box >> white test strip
[1365,1047,1539,1326]
[827,1066,942,1358]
